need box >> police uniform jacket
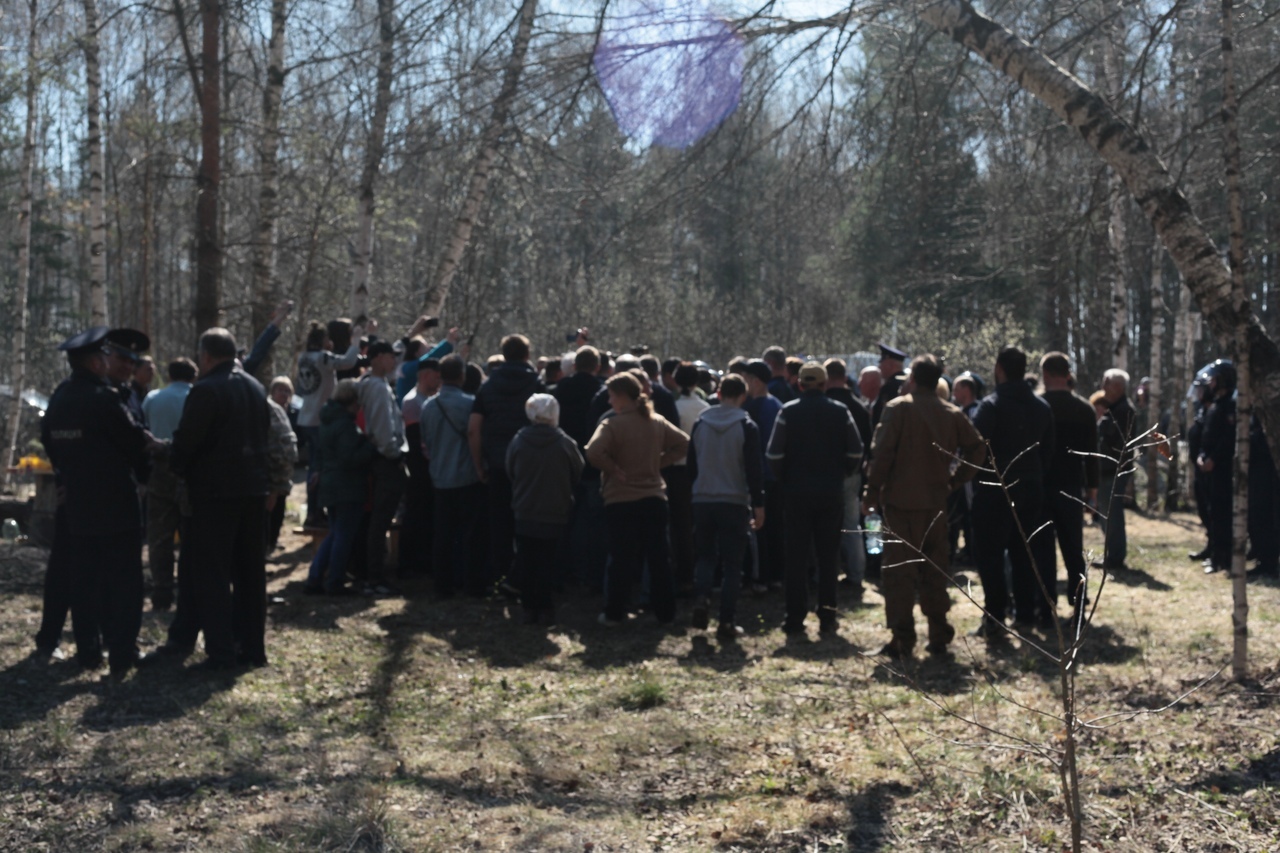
[1200,395,1237,471]
[170,359,271,502]
[41,368,150,536]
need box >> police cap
[103,328,151,361]
[58,326,111,355]
[877,342,908,363]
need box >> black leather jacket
[170,359,271,502]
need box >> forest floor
[1,490,1278,852]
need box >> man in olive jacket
[864,355,986,658]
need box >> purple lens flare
[593,1,745,149]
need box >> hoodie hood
[517,422,565,448]
[697,403,748,434]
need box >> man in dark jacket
[42,327,152,677]
[1095,368,1137,570]
[1197,360,1237,575]
[469,334,544,592]
[970,347,1055,637]
[687,375,765,639]
[167,328,272,670]
[554,346,606,587]
[766,362,863,636]
[553,346,604,449]
[1033,353,1100,617]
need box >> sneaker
[715,623,744,641]
[690,599,710,631]
[597,613,623,628]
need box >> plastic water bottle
[865,512,883,556]
[1,518,20,542]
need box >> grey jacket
[358,372,406,459]
[687,405,765,507]
[505,423,585,536]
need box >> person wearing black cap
[871,343,907,431]
[103,328,152,427]
[41,327,153,677]
[168,327,272,669]
[766,361,863,637]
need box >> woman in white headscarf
[505,394,584,625]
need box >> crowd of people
[28,307,1275,678]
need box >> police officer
[41,327,153,678]
[1247,414,1279,580]
[870,343,908,431]
[103,328,151,427]
[1197,360,1236,575]
[1187,370,1213,561]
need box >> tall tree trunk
[349,0,396,324]
[915,0,1280,485]
[251,0,287,377]
[1147,243,1166,510]
[82,0,108,325]
[4,0,38,489]
[194,0,221,336]
[1102,16,1129,372]
[1221,0,1250,680]
[422,0,539,317]
[1169,282,1188,512]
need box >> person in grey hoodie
[686,375,765,639]
[506,394,584,625]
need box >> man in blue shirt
[141,358,197,610]
[422,355,484,596]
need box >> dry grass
[1,504,1278,852]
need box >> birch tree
[82,0,109,326]
[1220,0,1250,680]
[4,0,39,489]
[250,0,287,376]
[421,0,539,318]
[349,0,396,324]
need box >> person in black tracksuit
[970,348,1055,634]
[1197,360,1236,575]
[766,362,863,636]
[41,328,151,676]
[1247,414,1280,578]
[167,328,272,669]
[1033,353,1099,615]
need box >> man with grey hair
[1094,368,1136,571]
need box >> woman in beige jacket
[586,372,688,626]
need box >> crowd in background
[30,308,1279,677]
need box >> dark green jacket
[316,400,377,507]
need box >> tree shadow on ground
[1190,746,1280,796]
[265,577,377,632]
[846,780,913,852]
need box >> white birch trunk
[1103,22,1129,372]
[5,0,38,488]
[1148,244,1165,510]
[349,0,395,324]
[83,0,108,326]
[422,0,538,317]
[915,0,1280,483]
[1221,0,1249,681]
[250,0,286,376]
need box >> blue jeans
[308,502,363,590]
[693,502,750,623]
